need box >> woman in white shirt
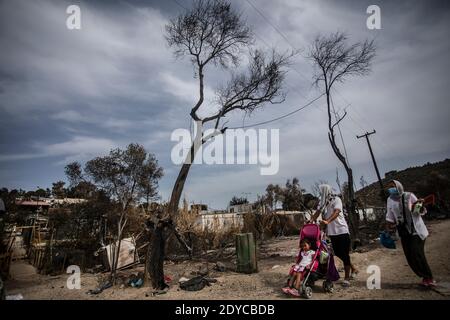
[311,184,358,287]
[385,180,435,287]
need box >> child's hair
[300,238,311,247]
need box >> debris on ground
[272,265,280,269]
[87,281,112,295]
[198,265,209,276]
[179,275,217,292]
[214,262,226,272]
[146,288,169,297]
[164,275,172,284]
[128,272,144,288]
[191,265,209,277]
[178,277,189,283]
[86,265,105,274]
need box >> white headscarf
[391,180,404,197]
[318,184,334,212]
[390,179,413,230]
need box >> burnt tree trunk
[146,139,202,289]
[145,217,192,290]
[168,162,193,215]
[325,88,360,243]
[146,219,171,290]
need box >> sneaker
[423,279,437,287]
[282,287,291,294]
[350,270,359,280]
[342,280,351,287]
[288,288,300,297]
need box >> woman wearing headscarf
[310,184,358,287]
[385,180,435,287]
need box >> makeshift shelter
[104,237,139,270]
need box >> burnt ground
[4,219,450,300]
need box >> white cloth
[294,249,315,272]
[319,196,349,236]
[386,192,429,240]
[318,184,333,211]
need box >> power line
[245,0,299,51]
[243,0,314,87]
[243,1,413,183]
[229,93,325,129]
[171,0,188,10]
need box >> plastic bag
[380,231,396,249]
[319,250,329,264]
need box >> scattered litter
[272,265,280,269]
[214,262,226,272]
[380,231,396,249]
[164,275,172,284]
[146,288,168,297]
[6,294,23,300]
[204,277,217,284]
[128,272,144,288]
[132,279,143,288]
[180,275,216,292]
[198,266,209,276]
[87,281,112,295]
[178,277,189,283]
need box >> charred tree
[309,32,376,244]
[146,0,291,289]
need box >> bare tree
[166,0,290,216]
[142,0,290,290]
[309,32,376,242]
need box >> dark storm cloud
[1,0,449,208]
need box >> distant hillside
[356,159,450,210]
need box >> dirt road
[5,219,450,300]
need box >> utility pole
[357,130,385,199]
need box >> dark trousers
[330,233,351,267]
[400,233,433,279]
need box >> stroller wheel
[302,286,313,299]
[322,281,334,293]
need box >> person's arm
[310,209,321,222]
[385,198,396,231]
[321,209,340,225]
[295,251,303,264]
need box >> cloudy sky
[1,0,449,209]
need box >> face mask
[388,187,399,196]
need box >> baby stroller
[284,223,339,299]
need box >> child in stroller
[283,238,315,296]
[282,223,339,299]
